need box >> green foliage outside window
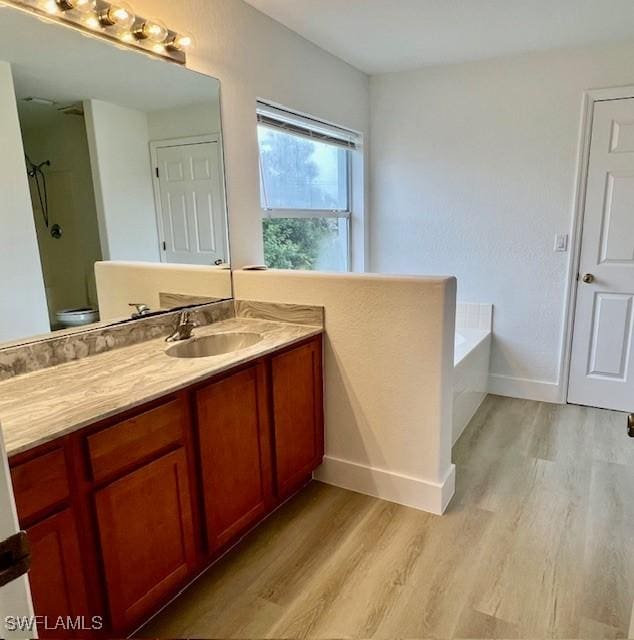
[263,217,334,270]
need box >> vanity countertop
[0,317,322,456]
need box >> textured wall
[95,261,232,320]
[370,40,634,402]
[234,269,456,514]
[95,262,456,513]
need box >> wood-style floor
[141,395,634,639]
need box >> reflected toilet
[55,307,99,328]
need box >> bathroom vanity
[2,316,323,637]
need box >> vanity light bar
[4,0,193,64]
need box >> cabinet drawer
[11,448,69,523]
[87,397,187,482]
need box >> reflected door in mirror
[154,138,227,266]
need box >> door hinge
[155,167,160,178]
[162,241,166,251]
[0,531,31,588]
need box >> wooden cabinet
[10,448,91,639]
[27,509,91,639]
[11,448,69,522]
[86,397,187,483]
[94,448,195,632]
[271,338,324,498]
[196,365,273,551]
[8,334,323,638]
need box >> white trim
[488,373,561,403]
[151,133,220,149]
[560,85,634,405]
[263,209,351,219]
[313,455,456,515]
[149,134,223,264]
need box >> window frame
[257,102,358,272]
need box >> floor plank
[141,395,633,639]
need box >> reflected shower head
[25,154,50,178]
[25,154,51,227]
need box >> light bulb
[134,18,168,43]
[98,1,135,29]
[167,32,194,51]
[82,14,100,29]
[53,0,95,11]
[71,0,96,13]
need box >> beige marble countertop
[0,317,322,456]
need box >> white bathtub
[453,304,492,444]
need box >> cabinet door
[28,509,91,639]
[196,365,272,551]
[271,338,324,498]
[94,449,195,633]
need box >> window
[257,102,358,272]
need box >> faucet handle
[129,303,150,318]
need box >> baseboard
[313,456,456,515]
[488,373,562,403]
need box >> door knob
[628,414,634,438]
[582,273,595,284]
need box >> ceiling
[244,0,634,74]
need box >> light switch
[554,233,568,252]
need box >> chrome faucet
[166,310,196,342]
[129,303,151,319]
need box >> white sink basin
[166,332,263,358]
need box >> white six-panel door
[154,140,227,266]
[568,98,634,412]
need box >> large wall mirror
[0,5,231,347]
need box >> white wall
[370,40,634,402]
[234,269,456,515]
[128,0,370,271]
[85,99,159,263]
[93,261,457,514]
[95,261,232,320]
[0,62,50,343]
[147,101,221,141]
